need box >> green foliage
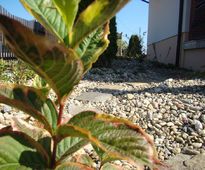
[0,1,160,170]
[127,34,143,58]
[0,59,35,84]
[95,17,118,67]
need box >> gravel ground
[1,59,205,169]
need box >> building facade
[147,0,205,71]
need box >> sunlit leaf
[75,24,109,73]
[70,0,130,47]
[59,111,160,169]
[20,0,67,42]
[56,137,88,162]
[0,15,84,102]
[0,83,57,133]
[52,0,81,40]
[0,128,49,169]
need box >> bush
[0,59,35,84]
[127,34,143,59]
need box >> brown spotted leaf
[0,15,83,102]
[0,83,57,133]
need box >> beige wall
[181,49,205,71]
[147,36,177,65]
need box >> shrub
[0,59,35,84]
[127,34,143,59]
[0,0,160,169]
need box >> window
[189,0,205,40]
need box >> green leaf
[11,117,50,141]
[55,162,94,170]
[70,0,130,47]
[52,0,81,38]
[59,111,160,169]
[0,128,48,169]
[56,137,88,161]
[75,25,109,73]
[20,0,68,42]
[0,83,57,133]
[0,15,84,102]
[101,163,123,170]
[33,75,51,97]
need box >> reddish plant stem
[57,103,64,125]
[51,136,57,168]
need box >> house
[147,0,205,71]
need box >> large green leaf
[0,128,48,169]
[58,111,160,169]
[0,15,84,102]
[70,0,130,47]
[20,0,68,42]
[75,25,109,73]
[0,83,57,133]
[56,137,88,161]
[52,0,81,37]
[55,162,94,170]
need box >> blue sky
[0,0,149,44]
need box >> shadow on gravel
[87,85,205,96]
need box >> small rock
[2,105,12,113]
[192,143,202,148]
[167,122,175,127]
[183,148,200,155]
[145,92,151,97]
[175,136,184,143]
[193,120,203,131]
[127,94,134,100]
[173,147,181,154]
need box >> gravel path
[1,59,205,169]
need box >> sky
[0,0,149,45]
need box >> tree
[127,34,143,59]
[95,16,117,67]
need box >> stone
[75,92,113,102]
[183,148,200,155]
[173,147,181,154]
[127,94,134,100]
[0,114,4,123]
[145,92,151,97]
[2,105,12,113]
[167,122,175,127]
[175,136,184,143]
[193,120,203,131]
[192,143,202,148]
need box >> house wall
[147,36,177,64]
[147,0,179,45]
[182,49,205,71]
[147,0,179,64]
[147,0,205,70]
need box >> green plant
[0,1,160,169]
[127,34,143,59]
[0,59,36,84]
